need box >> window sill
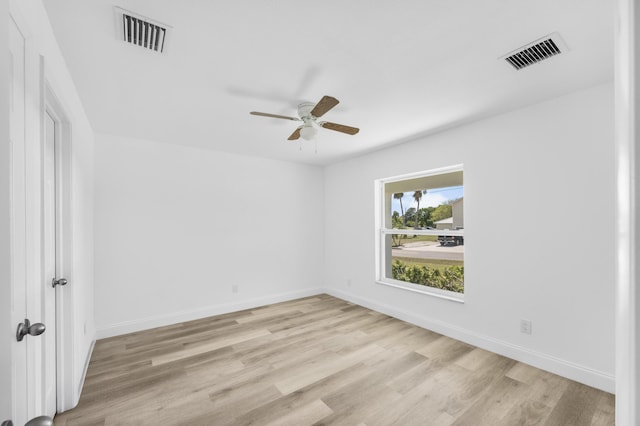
[375,279,464,303]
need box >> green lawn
[392,234,438,246]
[392,256,463,271]
[404,235,439,242]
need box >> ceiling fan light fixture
[300,124,317,141]
[249,95,359,141]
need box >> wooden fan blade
[250,111,300,121]
[310,96,339,118]
[288,127,302,140]
[320,121,360,135]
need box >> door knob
[52,277,68,288]
[25,416,53,426]
[16,319,46,342]
[1,416,54,426]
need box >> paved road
[392,241,464,261]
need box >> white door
[9,5,58,423]
[42,111,58,418]
[9,11,30,426]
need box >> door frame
[44,82,75,413]
[8,3,32,424]
[615,0,640,423]
[0,0,14,422]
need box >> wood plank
[233,363,374,425]
[274,343,385,395]
[543,381,606,425]
[151,328,271,366]
[263,399,333,426]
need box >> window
[375,165,464,302]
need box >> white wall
[94,134,324,337]
[324,83,616,392]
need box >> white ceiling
[43,0,613,166]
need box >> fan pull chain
[299,140,302,151]
[314,139,318,154]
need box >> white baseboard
[95,288,324,339]
[324,288,615,394]
[59,337,95,413]
[76,338,95,400]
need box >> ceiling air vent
[114,7,172,53]
[500,32,568,70]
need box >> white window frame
[374,164,464,303]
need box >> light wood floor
[54,295,615,425]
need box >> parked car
[438,227,464,246]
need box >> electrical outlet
[520,319,532,335]
[232,284,239,294]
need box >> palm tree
[393,193,405,226]
[413,190,427,228]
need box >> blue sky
[391,185,463,215]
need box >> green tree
[391,215,406,246]
[404,207,417,226]
[393,193,405,226]
[417,207,435,228]
[431,204,453,222]
[413,190,426,228]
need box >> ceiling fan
[250,95,359,141]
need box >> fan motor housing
[297,102,316,120]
